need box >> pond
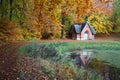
[64,49,120,80]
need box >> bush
[19,43,57,58]
[0,19,20,41]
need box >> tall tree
[60,0,93,23]
[0,0,3,18]
[9,0,13,20]
[111,0,120,32]
[75,0,93,23]
[27,0,62,39]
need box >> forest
[0,0,120,41]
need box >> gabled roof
[90,26,96,34]
[69,22,96,34]
[74,24,82,34]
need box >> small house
[69,22,96,40]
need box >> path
[0,41,28,80]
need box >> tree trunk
[0,0,4,18]
[9,0,13,20]
[61,16,65,39]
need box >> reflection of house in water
[74,50,93,68]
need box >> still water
[66,50,120,80]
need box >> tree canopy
[0,0,119,41]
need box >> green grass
[20,41,120,53]
[41,41,120,57]
[19,41,120,63]
[93,50,120,68]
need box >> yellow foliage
[88,12,113,34]
[0,19,21,41]
[26,0,62,39]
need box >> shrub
[0,19,20,41]
[20,43,57,59]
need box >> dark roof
[74,24,82,33]
[69,22,96,34]
[90,26,96,34]
[81,22,87,31]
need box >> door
[84,31,88,40]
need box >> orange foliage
[27,0,62,39]
[0,19,20,41]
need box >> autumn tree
[87,0,113,34]
[27,0,62,39]
[0,19,21,41]
[88,12,113,34]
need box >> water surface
[64,49,120,80]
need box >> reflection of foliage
[109,66,120,80]
[89,58,106,71]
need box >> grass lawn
[19,40,120,66]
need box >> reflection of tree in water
[89,58,105,71]
[89,58,110,80]
[109,66,120,80]
[89,58,120,80]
